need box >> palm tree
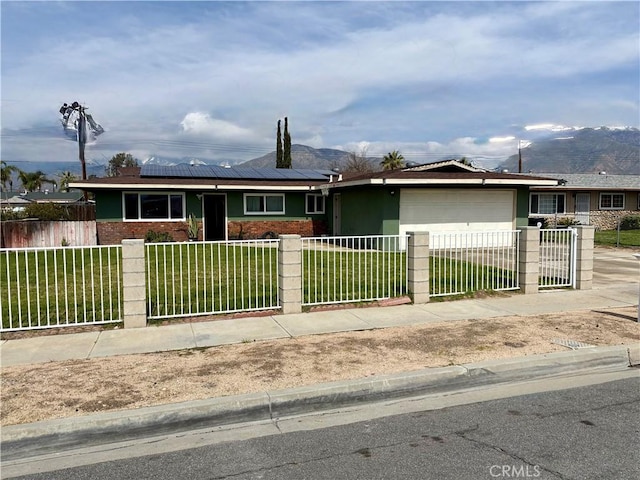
[18,170,55,192]
[380,150,405,171]
[1,161,20,191]
[58,171,78,192]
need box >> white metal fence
[145,239,280,319]
[430,231,521,297]
[301,235,408,306]
[539,228,577,288]
[0,245,122,332]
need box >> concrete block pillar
[574,225,594,290]
[518,227,539,294]
[407,232,430,304]
[122,239,147,328]
[279,235,302,314]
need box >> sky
[1,0,639,174]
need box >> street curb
[2,344,638,461]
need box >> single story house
[526,173,640,229]
[69,162,558,245]
[0,190,85,211]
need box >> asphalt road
[7,370,639,480]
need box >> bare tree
[343,146,374,174]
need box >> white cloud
[180,112,253,140]
[1,1,637,168]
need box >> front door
[575,193,590,225]
[203,194,226,241]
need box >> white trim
[122,191,186,221]
[243,193,285,215]
[305,193,325,214]
[529,192,566,215]
[71,182,316,191]
[599,192,625,210]
[331,177,558,189]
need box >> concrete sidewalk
[2,282,638,367]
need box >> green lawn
[1,246,123,331]
[594,229,640,247]
[146,243,280,317]
[302,248,407,304]
[2,241,521,329]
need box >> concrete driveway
[593,246,640,288]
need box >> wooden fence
[0,221,97,248]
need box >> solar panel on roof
[140,164,333,181]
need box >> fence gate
[539,228,577,289]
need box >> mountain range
[8,127,640,179]
[498,127,639,174]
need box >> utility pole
[77,105,88,181]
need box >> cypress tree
[283,117,292,168]
[276,119,283,168]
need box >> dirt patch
[1,307,638,427]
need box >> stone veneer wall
[588,210,639,230]
[538,210,639,230]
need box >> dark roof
[527,173,640,190]
[70,164,558,191]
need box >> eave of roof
[70,169,559,191]
[69,177,327,191]
[331,171,558,188]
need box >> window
[305,193,325,214]
[244,194,285,215]
[599,193,624,210]
[123,193,184,220]
[530,193,565,214]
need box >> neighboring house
[527,173,640,229]
[0,190,84,211]
[70,162,557,245]
[23,191,85,204]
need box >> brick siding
[228,219,328,239]
[97,221,194,245]
[97,219,328,245]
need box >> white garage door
[399,189,515,237]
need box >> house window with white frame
[305,193,325,214]
[530,193,565,215]
[244,193,285,215]
[123,192,185,221]
[599,192,624,210]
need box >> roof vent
[599,171,607,175]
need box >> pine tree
[283,117,292,169]
[276,120,283,168]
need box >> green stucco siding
[515,188,530,227]
[95,191,123,221]
[339,188,399,236]
[227,191,324,221]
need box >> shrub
[619,215,640,230]
[0,209,26,221]
[144,230,174,243]
[23,203,71,221]
[557,217,580,227]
